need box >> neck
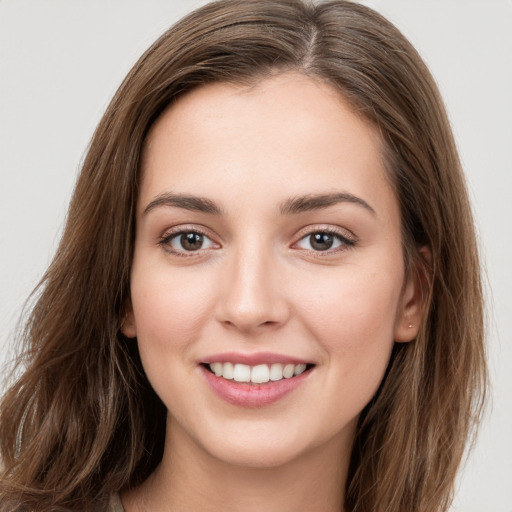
[123,416,354,512]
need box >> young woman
[0,1,486,511]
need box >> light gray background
[0,1,510,510]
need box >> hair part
[0,1,486,511]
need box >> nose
[215,243,290,334]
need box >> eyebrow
[143,191,375,217]
[280,192,376,216]
[143,193,223,216]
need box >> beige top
[108,493,125,512]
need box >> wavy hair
[0,1,486,510]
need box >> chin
[192,419,350,471]
[209,440,309,469]
[175,416,313,470]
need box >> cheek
[130,264,217,355]
[129,264,221,418]
[299,265,401,332]
[294,265,403,385]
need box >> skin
[122,72,424,512]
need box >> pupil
[310,233,333,251]
[181,233,203,250]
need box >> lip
[199,360,314,408]
[201,351,311,366]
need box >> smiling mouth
[203,362,315,385]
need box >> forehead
[139,72,396,220]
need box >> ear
[121,300,137,339]
[394,246,431,343]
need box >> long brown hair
[0,1,486,511]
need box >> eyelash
[292,227,356,256]
[158,226,217,258]
[158,226,356,258]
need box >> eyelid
[291,225,357,253]
[158,224,221,256]
[157,223,356,258]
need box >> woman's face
[124,73,422,468]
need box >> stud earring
[408,324,413,328]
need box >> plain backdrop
[0,1,511,510]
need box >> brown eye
[295,230,354,253]
[180,232,204,251]
[309,233,334,251]
[163,230,216,254]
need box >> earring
[408,324,413,328]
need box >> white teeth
[251,364,270,384]
[294,363,307,376]
[213,362,222,376]
[269,363,283,381]
[233,363,251,383]
[283,364,295,378]
[223,362,234,380]
[207,361,310,383]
